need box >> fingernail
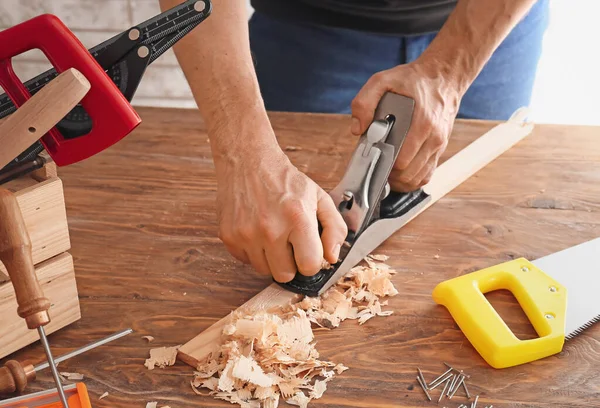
[351,117,360,135]
[333,243,341,262]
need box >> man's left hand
[350,61,463,192]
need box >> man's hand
[350,0,539,193]
[214,142,347,283]
[350,61,462,192]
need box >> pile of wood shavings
[191,254,398,407]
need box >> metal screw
[416,375,432,401]
[449,374,466,399]
[137,46,150,58]
[128,28,140,41]
[343,191,353,201]
[545,314,554,319]
[430,373,452,390]
[463,381,471,399]
[417,368,427,389]
[429,367,453,387]
[439,377,450,402]
[549,286,557,292]
[194,1,206,12]
[521,266,529,272]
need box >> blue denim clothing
[248,0,550,120]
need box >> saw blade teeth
[565,315,600,341]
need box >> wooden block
[0,176,70,282]
[177,109,536,368]
[0,252,80,360]
[177,284,301,368]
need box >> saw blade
[531,237,600,340]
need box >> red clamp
[0,14,141,166]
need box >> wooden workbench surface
[1,107,599,407]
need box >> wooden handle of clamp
[0,361,35,394]
[0,188,50,329]
[0,67,91,170]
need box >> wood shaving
[191,254,398,407]
[59,372,84,381]
[145,345,181,370]
[99,392,109,400]
[142,335,155,343]
[146,403,157,408]
[284,146,302,151]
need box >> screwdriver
[0,328,132,395]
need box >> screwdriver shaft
[38,326,69,408]
[35,328,133,372]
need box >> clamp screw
[128,28,140,41]
[137,46,150,58]
[521,266,529,272]
[545,314,554,320]
[194,1,206,12]
[549,286,557,292]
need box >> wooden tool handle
[0,188,50,329]
[0,67,91,170]
[0,361,34,394]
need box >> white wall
[529,1,600,125]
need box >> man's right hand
[214,142,348,283]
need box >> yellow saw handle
[432,258,567,369]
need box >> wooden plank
[0,252,80,360]
[0,177,71,282]
[177,109,535,368]
[0,68,90,170]
[177,283,301,368]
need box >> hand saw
[278,92,432,297]
[0,0,212,179]
[432,237,600,369]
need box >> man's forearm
[158,0,275,160]
[419,0,538,94]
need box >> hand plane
[278,92,432,297]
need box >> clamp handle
[0,189,50,329]
[432,258,567,368]
[0,14,141,166]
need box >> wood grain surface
[0,107,598,407]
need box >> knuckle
[351,96,367,112]
[395,158,410,170]
[285,200,310,226]
[370,71,387,86]
[431,133,445,148]
[398,173,413,185]
[257,214,277,243]
[261,226,280,244]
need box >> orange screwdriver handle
[0,188,51,329]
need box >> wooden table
[1,108,599,407]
